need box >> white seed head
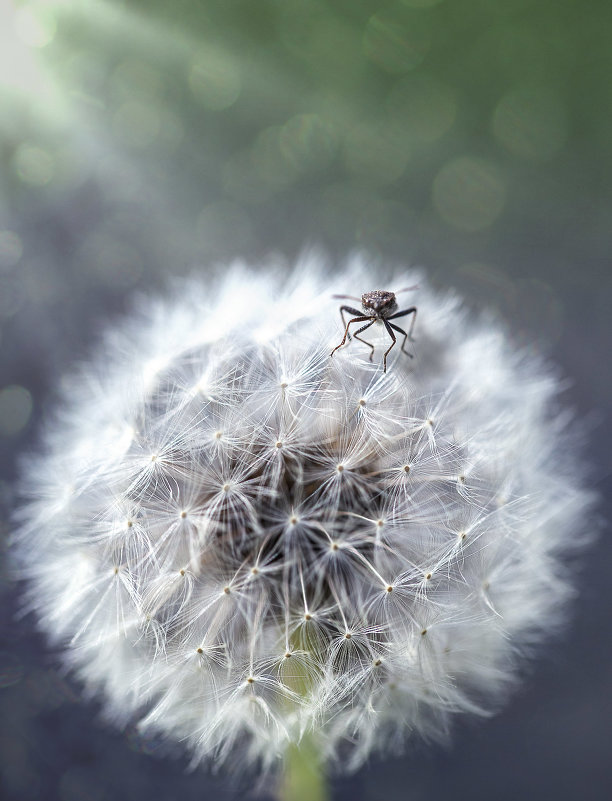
[12,256,595,776]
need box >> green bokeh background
[3,1,611,305]
[1,2,611,800]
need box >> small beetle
[330,288,417,373]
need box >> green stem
[278,740,330,801]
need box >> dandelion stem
[278,740,329,801]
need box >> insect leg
[339,305,363,341]
[382,321,398,373]
[330,315,370,358]
[388,322,414,358]
[388,306,417,339]
[351,320,376,362]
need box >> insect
[330,288,417,373]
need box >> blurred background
[1,1,611,799]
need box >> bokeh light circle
[492,85,569,161]
[0,231,24,271]
[188,46,242,111]
[364,9,431,73]
[0,386,33,437]
[433,156,506,231]
[13,144,55,186]
[343,121,410,185]
[386,74,457,143]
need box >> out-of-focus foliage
[2,0,611,282]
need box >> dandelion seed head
[12,255,595,777]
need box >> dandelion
[12,255,594,797]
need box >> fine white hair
[13,254,595,776]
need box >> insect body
[330,288,417,373]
